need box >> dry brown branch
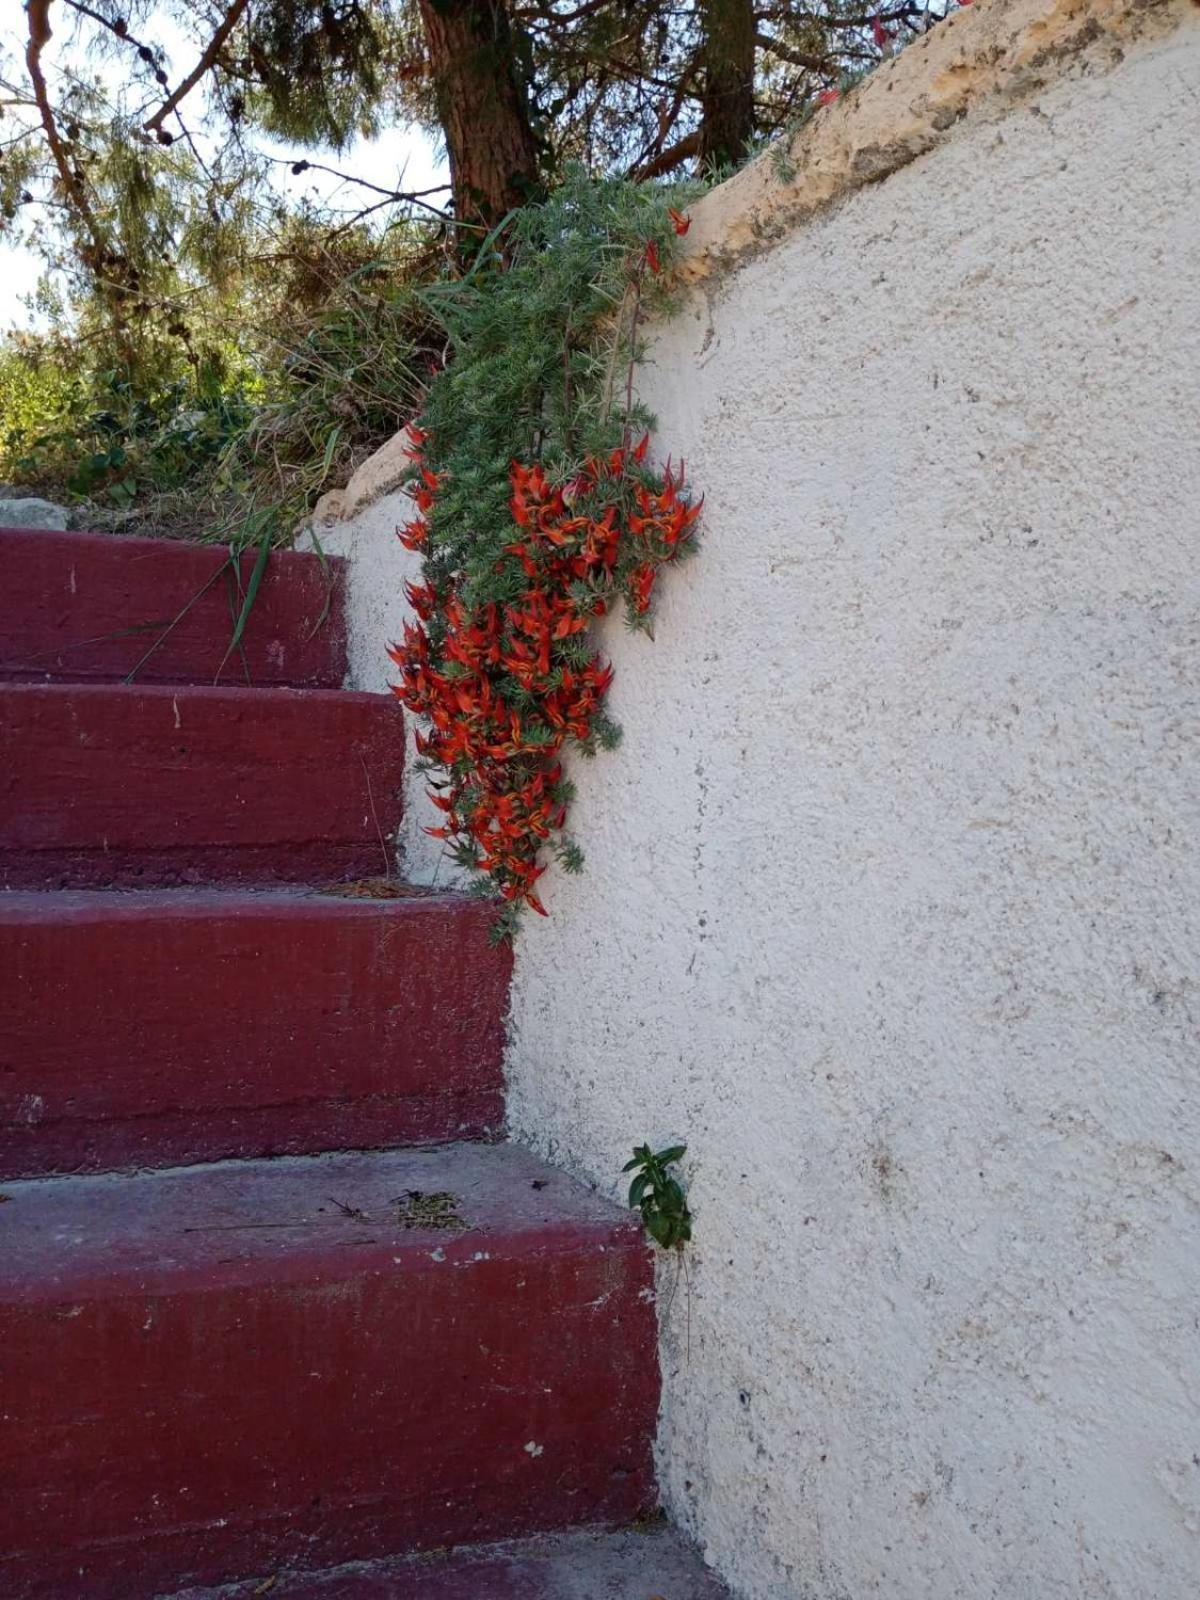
[628,128,701,180]
[143,0,250,134]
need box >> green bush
[0,335,253,507]
[0,232,432,544]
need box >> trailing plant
[624,1143,692,1250]
[389,170,702,934]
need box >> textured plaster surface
[309,8,1199,1596]
[504,16,1200,1600]
[304,469,462,885]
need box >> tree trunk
[699,0,756,171]
[417,0,540,234]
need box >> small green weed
[624,1143,692,1250]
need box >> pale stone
[0,497,69,530]
[310,488,346,526]
[341,427,417,520]
[677,0,1187,289]
[299,427,416,541]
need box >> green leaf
[646,1211,673,1248]
[217,521,272,677]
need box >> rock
[341,427,416,520]
[310,488,347,527]
[0,497,70,531]
[300,425,416,537]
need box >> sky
[0,6,447,333]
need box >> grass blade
[217,519,272,678]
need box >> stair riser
[1,682,404,888]
[0,894,509,1176]
[0,527,347,688]
[1,1229,657,1597]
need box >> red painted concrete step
[0,1144,658,1598]
[174,1524,729,1599]
[0,680,404,888]
[0,526,347,687]
[0,889,509,1177]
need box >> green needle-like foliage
[413,165,700,614]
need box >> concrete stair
[0,528,718,1598]
[0,1145,657,1596]
[0,526,346,687]
[172,1525,729,1598]
[0,888,508,1176]
[0,680,406,888]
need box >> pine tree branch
[624,74,690,182]
[269,157,455,223]
[63,0,182,146]
[143,0,250,135]
[63,0,154,60]
[25,0,103,259]
[754,32,831,73]
[627,128,701,180]
[512,0,615,24]
[756,2,934,30]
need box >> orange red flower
[389,425,699,916]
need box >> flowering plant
[390,429,699,927]
[386,172,701,935]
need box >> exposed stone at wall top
[679,0,1189,286]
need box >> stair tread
[0,1143,634,1295]
[0,881,459,914]
[1,677,389,705]
[174,1523,728,1598]
[1,1146,658,1594]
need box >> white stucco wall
[315,6,1200,1594]
[506,14,1200,1600]
[305,487,464,886]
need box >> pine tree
[416,0,539,230]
